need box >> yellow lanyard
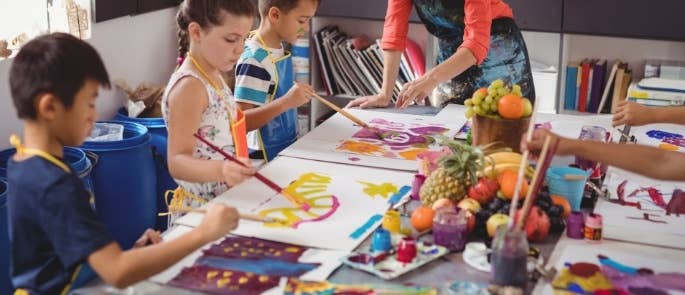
[187,54,236,123]
[9,134,70,173]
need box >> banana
[484,151,523,166]
[480,162,535,180]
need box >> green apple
[486,213,510,237]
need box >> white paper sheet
[149,225,349,285]
[174,156,414,251]
[279,108,464,171]
[594,167,685,249]
[534,237,685,294]
[630,123,685,152]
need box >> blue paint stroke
[196,256,319,277]
[597,255,638,275]
[646,130,683,140]
[349,214,383,239]
[387,185,412,205]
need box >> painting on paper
[631,124,685,152]
[546,245,685,295]
[336,118,450,160]
[174,157,415,251]
[595,167,685,248]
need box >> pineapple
[419,139,486,206]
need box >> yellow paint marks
[238,277,248,284]
[216,278,231,288]
[358,181,399,199]
[206,270,218,280]
[222,271,232,277]
[337,140,385,155]
[285,247,299,253]
[659,142,679,151]
[258,275,270,282]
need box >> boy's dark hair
[9,33,110,120]
[258,0,321,18]
[176,0,258,60]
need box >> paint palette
[341,241,448,280]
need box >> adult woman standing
[347,0,535,109]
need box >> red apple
[516,206,550,242]
[465,210,476,234]
[468,177,499,205]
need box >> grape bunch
[464,79,530,119]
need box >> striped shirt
[234,38,284,106]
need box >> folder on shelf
[577,59,593,112]
[588,59,607,113]
[564,63,579,110]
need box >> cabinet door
[95,0,137,22]
[317,0,420,22]
[563,0,685,41]
[137,0,181,15]
[506,0,562,32]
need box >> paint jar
[382,210,401,233]
[432,208,468,252]
[371,228,392,253]
[566,211,585,239]
[490,226,529,287]
[411,174,426,201]
[584,213,602,243]
[575,126,606,171]
[397,236,417,263]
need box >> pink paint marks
[291,195,340,229]
[666,189,685,216]
[662,137,685,148]
[348,157,361,162]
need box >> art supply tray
[341,241,448,280]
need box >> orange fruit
[551,195,572,217]
[473,87,488,98]
[410,206,435,232]
[498,169,528,200]
[498,94,524,119]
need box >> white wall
[0,7,178,149]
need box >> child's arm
[167,77,255,185]
[523,129,685,181]
[88,203,238,288]
[239,82,314,131]
[613,101,685,127]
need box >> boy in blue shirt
[6,33,241,295]
[235,0,320,161]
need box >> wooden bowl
[471,115,530,152]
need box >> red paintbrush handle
[193,133,283,194]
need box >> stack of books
[627,78,685,106]
[564,60,632,113]
[313,26,424,101]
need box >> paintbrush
[172,207,287,224]
[506,101,539,229]
[515,135,559,231]
[618,125,632,144]
[193,133,311,211]
[310,92,391,139]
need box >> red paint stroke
[628,187,667,208]
[626,213,667,224]
[662,137,685,148]
[168,265,280,295]
[291,195,340,229]
[203,236,308,262]
[666,189,685,216]
[611,180,642,209]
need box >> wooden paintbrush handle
[174,208,271,223]
[312,93,369,128]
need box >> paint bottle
[371,228,392,253]
[584,213,602,243]
[490,227,529,287]
[432,208,468,252]
[566,211,585,239]
[396,237,417,263]
[382,210,401,233]
[411,174,426,201]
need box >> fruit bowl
[472,114,530,153]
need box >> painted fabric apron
[413,0,536,105]
[253,37,298,162]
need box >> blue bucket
[81,121,156,249]
[0,147,94,194]
[114,108,176,230]
[0,178,12,294]
[546,166,590,211]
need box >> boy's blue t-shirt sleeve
[39,173,113,268]
[234,56,272,106]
